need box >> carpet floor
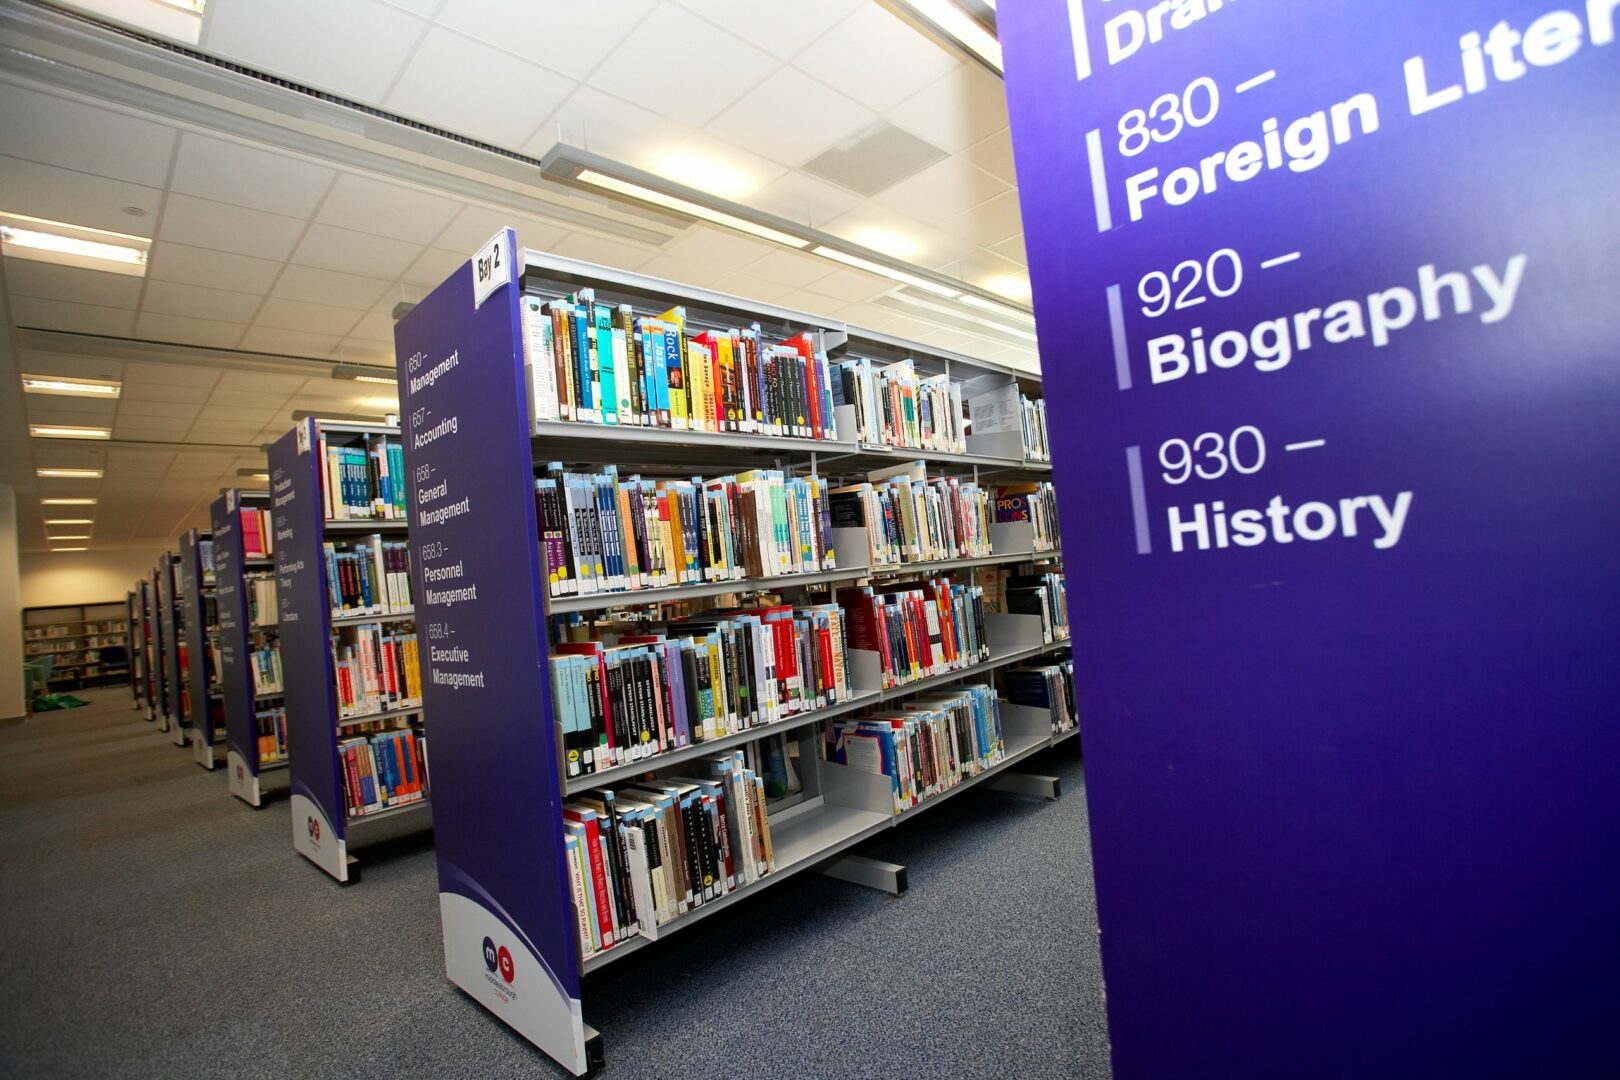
[0,687,1111,1079]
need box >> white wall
[20,547,167,609]
[0,485,24,719]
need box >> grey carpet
[0,687,1111,1079]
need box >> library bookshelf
[179,528,224,768]
[392,232,1075,1076]
[213,490,292,807]
[23,602,131,691]
[135,578,156,721]
[126,590,141,710]
[154,555,182,741]
[268,420,428,882]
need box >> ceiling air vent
[803,120,947,197]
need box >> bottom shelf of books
[558,590,1079,975]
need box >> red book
[563,809,616,948]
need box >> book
[338,726,428,817]
[994,482,1062,552]
[320,432,407,522]
[332,621,423,718]
[1002,659,1078,735]
[829,684,1003,814]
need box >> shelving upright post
[158,551,187,746]
[213,490,289,807]
[180,528,222,768]
[269,419,428,881]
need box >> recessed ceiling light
[22,375,122,398]
[36,468,104,479]
[889,0,1003,73]
[44,519,94,525]
[811,246,962,298]
[48,535,91,541]
[575,169,810,249]
[41,498,98,506]
[30,425,111,440]
[51,547,89,553]
[0,214,150,277]
[332,363,397,385]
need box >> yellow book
[657,306,688,430]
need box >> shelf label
[471,228,514,310]
[1003,0,1620,1074]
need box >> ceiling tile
[217,371,310,393]
[8,296,136,337]
[207,389,291,410]
[935,250,1027,295]
[270,264,394,311]
[200,0,427,103]
[961,128,1016,186]
[793,5,962,113]
[170,132,336,218]
[433,205,569,257]
[709,273,801,308]
[399,247,466,289]
[119,381,212,404]
[674,0,864,60]
[872,156,1008,219]
[744,172,863,231]
[587,4,776,127]
[743,248,836,290]
[820,203,978,267]
[254,297,364,336]
[344,312,399,344]
[157,194,305,262]
[990,233,1026,266]
[437,0,658,80]
[801,265,893,304]
[386,28,575,148]
[526,86,691,173]
[3,261,145,310]
[133,312,245,350]
[549,232,661,273]
[0,84,177,188]
[660,223,773,272]
[121,362,225,387]
[636,254,734,291]
[885,63,1009,155]
[238,326,340,359]
[141,280,263,323]
[291,224,421,278]
[145,241,283,294]
[941,189,1023,248]
[707,68,874,170]
[0,155,162,235]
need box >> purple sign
[393,229,587,1070]
[1002,2,1620,1074]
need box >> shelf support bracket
[981,771,1061,800]
[816,853,908,895]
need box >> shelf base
[816,853,908,896]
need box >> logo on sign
[307,815,321,843]
[481,935,519,1002]
[483,936,498,972]
[236,763,245,782]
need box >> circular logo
[236,764,245,781]
[497,945,515,984]
[482,936,498,972]
[307,816,321,841]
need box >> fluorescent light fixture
[45,519,94,525]
[848,227,921,261]
[575,169,810,249]
[960,293,1037,325]
[36,467,104,479]
[48,534,91,541]
[30,425,111,440]
[157,0,207,12]
[42,498,97,506]
[22,374,122,398]
[51,547,89,552]
[331,363,397,385]
[361,396,401,412]
[811,246,962,298]
[0,214,150,277]
[290,410,389,423]
[236,468,269,478]
[889,0,1003,73]
[657,151,757,201]
[983,273,1033,303]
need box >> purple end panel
[213,493,259,797]
[1001,2,1620,1075]
[393,229,587,1072]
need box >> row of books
[994,482,1061,552]
[1020,394,1051,461]
[564,750,776,959]
[339,727,429,817]
[549,602,850,777]
[833,357,966,454]
[239,505,275,560]
[332,623,423,718]
[250,643,284,697]
[84,634,125,649]
[323,536,412,617]
[1004,660,1078,736]
[319,431,407,522]
[536,464,835,599]
[829,684,1005,814]
[1006,573,1071,643]
[829,462,993,567]
[246,574,278,627]
[522,290,839,441]
[837,579,991,691]
[255,706,287,765]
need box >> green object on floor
[30,692,89,711]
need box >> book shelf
[23,602,131,690]
[178,528,222,768]
[135,578,155,721]
[157,551,188,747]
[268,419,429,882]
[211,489,290,807]
[126,590,140,710]
[391,232,1076,1076]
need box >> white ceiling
[0,0,1034,556]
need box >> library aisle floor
[0,688,1109,1079]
